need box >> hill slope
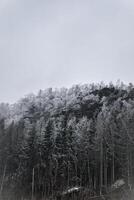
[0,83,134,199]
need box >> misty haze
[0,0,134,200]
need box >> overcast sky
[0,0,134,103]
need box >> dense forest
[0,82,134,200]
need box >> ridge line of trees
[0,82,134,199]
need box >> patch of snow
[112,179,125,190]
[62,187,81,195]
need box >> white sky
[0,0,134,103]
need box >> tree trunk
[104,145,107,191]
[0,163,7,197]
[100,136,103,195]
[32,167,35,200]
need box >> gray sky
[0,0,134,103]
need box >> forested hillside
[0,82,134,200]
